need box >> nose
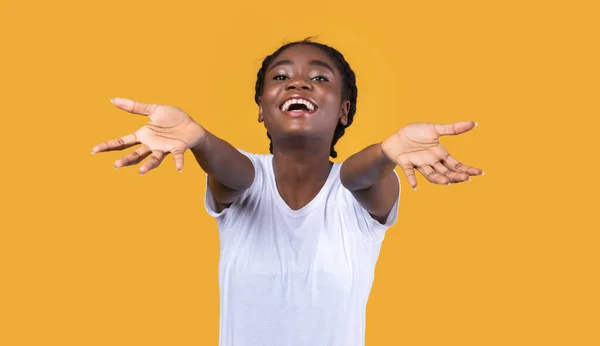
[285,76,312,91]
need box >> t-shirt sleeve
[342,170,401,243]
[203,149,259,219]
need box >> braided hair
[254,37,358,158]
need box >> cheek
[262,85,281,104]
[319,84,343,103]
[320,93,344,115]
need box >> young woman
[91,38,483,346]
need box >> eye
[273,74,289,81]
[312,75,329,82]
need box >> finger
[398,163,417,190]
[394,151,446,186]
[114,145,152,169]
[441,154,483,176]
[433,121,477,137]
[416,164,448,185]
[139,150,166,175]
[91,133,139,153]
[432,162,466,183]
[170,147,185,172]
[110,97,158,116]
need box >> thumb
[110,97,158,116]
[434,121,477,137]
[171,147,185,172]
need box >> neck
[271,137,333,175]
[271,142,333,210]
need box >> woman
[91,38,483,346]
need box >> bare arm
[340,143,399,224]
[190,129,254,211]
[92,97,254,211]
[341,121,484,225]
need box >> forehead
[269,44,336,70]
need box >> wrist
[186,121,208,152]
[381,132,411,162]
[378,142,396,166]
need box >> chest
[221,210,373,285]
[240,217,351,273]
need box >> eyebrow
[268,59,336,75]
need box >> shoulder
[237,149,273,174]
[331,163,401,242]
[204,149,273,221]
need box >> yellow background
[1,0,598,345]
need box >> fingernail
[468,177,471,182]
[481,171,485,176]
[90,151,95,155]
[115,167,119,170]
[110,98,116,104]
[178,169,182,173]
[413,187,417,191]
[474,121,478,127]
[446,182,451,186]
[139,173,144,176]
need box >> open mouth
[280,98,317,113]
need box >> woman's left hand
[381,121,484,190]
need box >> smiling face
[257,44,351,146]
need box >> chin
[280,125,316,136]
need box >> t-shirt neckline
[268,156,339,217]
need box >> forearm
[340,143,396,191]
[191,128,254,193]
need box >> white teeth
[281,98,316,112]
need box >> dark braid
[254,37,358,158]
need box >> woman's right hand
[91,98,206,175]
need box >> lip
[278,95,319,113]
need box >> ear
[258,96,264,123]
[339,100,350,126]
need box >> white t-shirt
[204,150,400,346]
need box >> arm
[190,128,255,211]
[92,97,254,212]
[340,143,399,224]
[341,121,484,224]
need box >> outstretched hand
[90,98,206,175]
[381,121,484,190]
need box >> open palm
[90,98,206,175]
[381,121,484,189]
